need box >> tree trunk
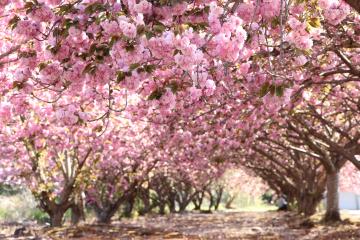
[225,194,236,209]
[50,210,65,227]
[70,192,85,225]
[344,0,360,13]
[71,203,85,225]
[214,188,223,211]
[192,193,204,211]
[297,192,322,216]
[93,203,119,224]
[208,191,214,211]
[324,170,341,222]
[122,197,135,218]
[159,203,166,215]
[95,209,113,224]
[168,194,176,213]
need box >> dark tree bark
[122,195,135,218]
[225,194,237,209]
[324,170,341,222]
[207,190,215,211]
[214,187,224,211]
[192,191,205,210]
[70,193,85,225]
[71,204,85,225]
[297,192,323,216]
[344,0,360,13]
[49,207,67,227]
[168,192,177,213]
[50,212,64,227]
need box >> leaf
[38,62,49,71]
[144,64,156,73]
[269,84,276,95]
[136,25,146,36]
[56,3,76,15]
[24,1,36,14]
[271,17,280,28]
[116,71,126,83]
[167,81,179,93]
[308,17,321,28]
[259,82,270,97]
[125,43,135,52]
[275,85,284,97]
[129,63,140,71]
[8,15,20,30]
[93,125,103,132]
[18,51,36,58]
[109,35,120,47]
[145,30,155,40]
[46,44,61,55]
[187,22,208,31]
[148,89,164,100]
[153,22,166,34]
[84,2,106,14]
[83,63,96,75]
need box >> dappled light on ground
[2,211,360,239]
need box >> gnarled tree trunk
[324,170,341,222]
[49,207,67,227]
[297,192,323,216]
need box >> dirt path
[1,211,360,239]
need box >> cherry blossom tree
[0,0,359,228]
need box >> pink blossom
[29,5,54,22]
[119,21,136,38]
[15,20,39,39]
[189,86,202,102]
[294,55,308,66]
[204,79,216,96]
[101,21,120,36]
[134,0,152,14]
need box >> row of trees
[0,0,359,227]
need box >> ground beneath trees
[1,211,360,239]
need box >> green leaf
[109,35,120,47]
[167,81,179,93]
[148,89,164,100]
[259,82,270,97]
[145,30,155,40]
[144,64,156,73]
[56,3,76,16]
[271,17,280,28]
[308,17,321,28]
[116,71,126,83]
[129,63,140,71]
[275,85,284,97]
[84,2,106,14]
[153,22,166,34]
